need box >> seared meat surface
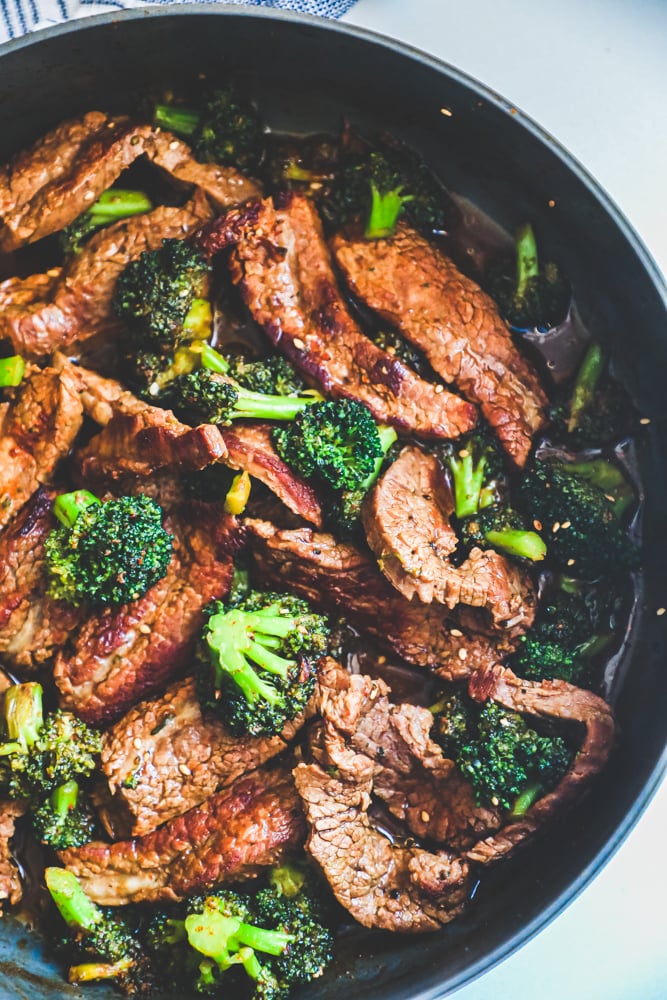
[97,676,315,839]
[332,223,548,466]
[0,800,26,907]
[59,764,305,905]
[204,195,477,439]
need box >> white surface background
[341,2,667,999]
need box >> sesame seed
[552,521,561,533]
[293,338,306,351]
[83,190,95,201]
[450,628,463,638]
[420,810,431,823]
[533,519,542,531]
[459,448,470,459]
[133,738,142,750]
[377,655,386,665]
[561,520,571,529]
[178,764,191,776]
[434,384,444,394]
[567,558,576,566]
[605,494,616,503]
[657,607,666,617]
[169,140,180,150]
[458,648,468,660]
[640,417,651,425]
[139,623,151,634]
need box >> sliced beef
[0,487,84,673]
[247,519,518,674]
[0,194,213,358]
[204,196,477,439]
[0,268,61,311]
[0,113,259,251]
[0,364,84,532]
[363,447,536,631]
[54,356,162,427]
[53,504,242,725]
[0,800,26,908]
[465,665,615,864]
[97,676,314,839]
[59,764,305,905]
[332,224,548,466]
[222,423,323,528]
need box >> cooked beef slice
[0,487,84,673]
[314,660,501,853]
[221,423,323,528]
[203,195,477,439]
[97,676,314,839]
[247,518,517,675]
[294,725,472,932]
[0,194,212,358]
[332,224,548,466]
[0,269,61,312]
[53,505,242,725]
[363,447,536,631]
[465,665,615,864]
[59,764,305,905]
[0,800,26,908]
[0,365,83,532]
[54,356,165,426]
[0,112,259,251]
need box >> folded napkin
[1,0,357,44]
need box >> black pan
[0,7,665,999]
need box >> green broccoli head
[197,590,329,737]
[224,353,305,397]
[171,368,315,426]
[487,222,570,331]
[59,189,153,257]
[273,398,384,492]
[460,504,547,562]
[44,492,173,608]
[430,688,477,760]
[32,780,98,850]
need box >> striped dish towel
[0,0,358,43]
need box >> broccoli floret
[45,868,152,994]
[197,590,329,737]
[262,133,339,194]
[59,189,153,257]
[515,459,639,578]
[323,423,398,537]
[373,329,432,378]
[0,683,101,800]
[0,354,26,387]
[44,491,173,608]
[487,222,570,330]
[273,398,385,492]
[429,688,476,760]
[224,353,305,397]
[364,179,414,239]
[31,779,98,850]
[170,368,315,426]
[154,86,265,174]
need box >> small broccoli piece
[31,779,98,850]
[364,179,414,239]
[224,353,305,397]
[154,86,265,173]
[429,688,476,760]
[0,354,26,387]
[44,491,173,608]
[262,133,339,194]
[170,368,315,426]
[197,590,329,737]
[274,398,384,492]
[45,868,151,994]
[373,329,431,377]
[59,188,153,257]
[324,423,398,537]
[461,505,547,562]
[515,459,639,578]
[0,683,101,800]
[488,222,570,330]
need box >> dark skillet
[0,7,666,999]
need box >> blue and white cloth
[0,0,357,44]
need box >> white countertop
[341,1,667,997]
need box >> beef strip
[0,800,26,908]
[59,764,305,905]
[222,423,323,528]
[465,665,616,864]
[247,518,518,674]
[53,504,242,725]
[332,224,548,466]
[54,355,161,426]
[0,269,61,312]
[363,446,536,631]
[0,113,259,251]
[0,364,84,532]
[0,193,213,358]
[203,196,477,439]
[0,487,84,673]
[96,676,314,839]
[314,659,502,853]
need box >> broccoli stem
[234,924,292,957]
[0,355,26,387]
[2,683,44,751]
[510,781,543,816]
[567,342,605,432]
[224,471,252,515]
[87,189,153,224]
[200,342,230,375]
[69,960,134,984]
[562,458,632,517]
[182,298,213,341]
[449,452,486,519]
[231,386,315,421]
[51,779,80,819]
[515,222,539,301]
[365,181,414,240]
[154,104,200,137]
[484,528,547,562]
[52,490,100,529]
[45,868,103,934]
[269,863,307,899]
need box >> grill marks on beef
[205,195,477,439]
[59,764,305,905]
[222,423,323,528]
[364,447,536,631]
[0,488,84,673]
[332,224,548,466]
[0,365,84,532]
[53,505,241,725]
[0,194,213,358]
[97,676,314,839]
[0,112,259,252]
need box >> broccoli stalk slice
[154,104,200,138]
[69,960,134,984]
[224,471,252,516]
[364,180,414,239]
[52,490,100,529]
[510,781,543,817]
[1,682,44,752]
[484,528,547,562]
[184,908,291,969]
[448,451,487,519]
[0,355,26,387]
[514,222,540,302]
[229,384,315,421]
[568,341,605,433]
[51,778,80,819]
[182,298,213,341]
[200,342,231,375]
[45,867,104,934]
[86,189,153,225]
